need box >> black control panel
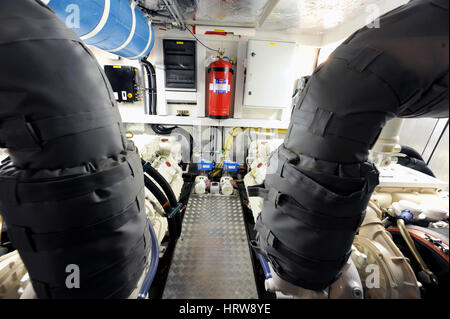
[104,65,139,102]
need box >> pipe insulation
[45,0,155,60]
[253,0,448,291]
[0,0,150,298]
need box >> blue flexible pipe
[137,217,160,299]
[258,254,272,279]
[47,0,155,60]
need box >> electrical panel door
[243,40,296,108]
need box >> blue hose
[137,217,159,299]
[258,254,272,279]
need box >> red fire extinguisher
[207,58,233,119]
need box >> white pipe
[162,0,185,30]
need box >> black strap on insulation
[0,151,141,204]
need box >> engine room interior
[0,0,449,306]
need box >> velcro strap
[32,107,119,143]
[7,190,144,252]
[247,184,267,198]
[276,147,299,177]
[279,195,364,231]
[330,44,419,104]
[255,219,278,249]
[331,45,382,72]
[7,226,36,251]
[0,115,41,150]
[24,229,148,292]
[0,151,141,204]
[310,108,333,136]
[294,105,383,145]
[256,219,351,271]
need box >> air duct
[253,0,448,291]
[0,0,149,298]
[45,0,155,60]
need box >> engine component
[198,160,215,171]
[210,182,220,195]
[264,255,364,299]
[352,203,421,299]
[194,176,209,195]
[0,251,27,299]
[244,139,283,220]
[207,58,233,119]
[222,161,240,172]
[0,1,149,298]
[388,225,449,298]
[254,0,449,291]
[220,176,234,196]
[46,0,155,60]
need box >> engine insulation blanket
[255,0,449,291]
[0,0,149,298]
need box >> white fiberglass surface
[176,0,388,34]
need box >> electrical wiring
[186,26,220,53]
[210,127,248,178]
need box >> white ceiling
[178,0,388,34]
[181,0,270,26]
[264,0,382,34]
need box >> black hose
[151,124,177,135]
[141,59,188,143]
[144,175,172,215]
[143,175,178,242]
[397,157,436,177]
[141,59,157,115]
[142,159,182,238]
[140,58,193,161]
[401,145,425,162]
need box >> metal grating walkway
[162,194,258,299]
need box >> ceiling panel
[263,0,382,34]
[180,0,271,26]
[174,0,387,34]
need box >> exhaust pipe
[0,0,150,298]
[254,0,448,291]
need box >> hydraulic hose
[143,174,178,241]
[255,0,448,291]
[144,175,172,215]
[0,1,150,298]
[142,160,182,238]
[258,254,272,279]
[400,145,425,162]
[138,217,160,299]
[142,161,178,208]
[397,156,436,177]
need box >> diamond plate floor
[163,194,258,299]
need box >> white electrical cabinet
[243,40,296,109]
